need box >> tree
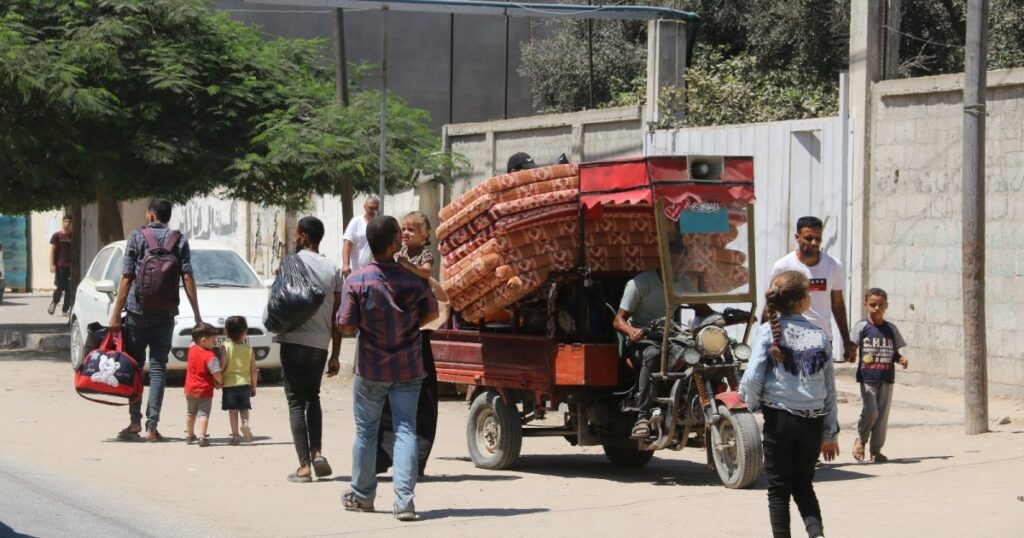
[0,0,464,230]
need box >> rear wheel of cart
[467,390,522,470]
[602,442,654,467]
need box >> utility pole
[962,0,989,435]
[884,0,901,79]
[378,8,389,213]
[332,9,355,229]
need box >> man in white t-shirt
[342,197,380,278]
[765,216,856,362]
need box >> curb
[0,328,70,352]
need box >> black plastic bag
[84,322,110,353]
[263,254,326,334]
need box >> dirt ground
[1,351,1022,537]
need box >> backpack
[135,227,182,310]
[75,331,143,406]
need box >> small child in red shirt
[184,322,223,447]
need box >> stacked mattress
[438,164,660,321]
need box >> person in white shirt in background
[764,216,856,363]
[342,197,380,278]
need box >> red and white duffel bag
[74,331,143,406]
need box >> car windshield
[189,250,261,288]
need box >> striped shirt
[337,261,437,382]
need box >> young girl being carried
[394,211,434,279]
[220,316,258,445]
[740,270,839,538]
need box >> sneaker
[197,436,210,447]
[185,434,198,444]
[394,510,418,522]
[240,423,254,443]
[47,302,56,315]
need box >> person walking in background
[337,215,438,521]
[220,316,258,446]
[277,216,344,483]
[48,215,73,315]
[184,322,223,447]
[766,216,856,362]
[109,199,202,442]
[851,288,909,463]
[342,197,380,278]
[741,270,839,538]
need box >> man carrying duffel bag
[108,199,202,442]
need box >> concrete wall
[867,67,1024,398]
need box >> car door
[100,247,124,320]
[76,247,115,326]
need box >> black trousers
[624,340,658,416]
[376,332,438,475]
[280,342,328,466]
[52,266,72,312]
[761,406,825,538]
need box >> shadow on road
[420,507,549,520]
[0,521,36,538]
[444,453,727,487]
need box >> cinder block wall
[869,68,1024,398]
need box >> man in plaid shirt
[337,215,438,521]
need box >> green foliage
[0,0,463,214]
[518,17,646,114]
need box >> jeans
[52,267,71,312]
[858,382,894,454]
[280,343,328,466]
[351,375,423,514]
[123,313,174,431]
[762,406,825,538]
[377,332,437,475]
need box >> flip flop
[342,490,374,512]
[117,427,141,441]
[287,471,313,483]
[312,456,333,478]
[852,437,865,462]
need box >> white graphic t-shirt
[343,216,372,274]
[770,251,845,340]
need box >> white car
[69,240,281,378]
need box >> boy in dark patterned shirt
[852,288,909,463]
[337,215,438,521]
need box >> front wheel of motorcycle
[710,407,764,489]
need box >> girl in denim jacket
[740,270,839,538]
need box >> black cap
[506,152,538,173]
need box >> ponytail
[764,271,810,363]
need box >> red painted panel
[553,344,619,386]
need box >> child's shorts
[222,385,252,411]
[186,396,213,418]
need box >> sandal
[871,452,888,463]
[197,436,210,447]
[342,490,374,512]
[312,456,333,478]
[185,434,198,444]
[630,419,650,440]
[117,426,141,441]
[230,434,241,446]
[240,423,254,443]
[852,437,865,461]
[288,471,312,483]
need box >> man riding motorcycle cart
[430,155,764,489]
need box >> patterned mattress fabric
[495,176,580,204]
[492,203,579,233]
[439,163,579,222]
[437,193,497,241]
[460,268,553,322]
[488,189,579,220]
[587,257,661,273]
[584,230,658,247]
[585,244,661,260]
[584,213,657,234]
[491,220,579,252]
[498,236,579,260]
[442,252,503,298]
